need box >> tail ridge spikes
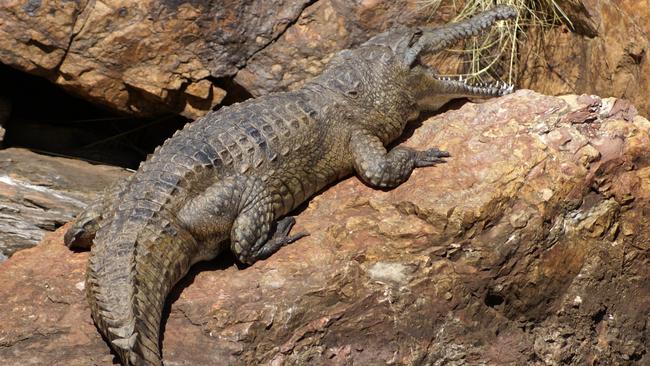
[111,332,138,350]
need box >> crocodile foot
[251,216,309,261]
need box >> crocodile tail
[86,212,199,366]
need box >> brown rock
[0,0,459,117]
[4,0,649,121]
[235,0,454,96]
[519,0,650,118]
[0,0,312,118]
[0,148,129,258]
[1,91,649,364]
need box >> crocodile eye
[347,90,358,97]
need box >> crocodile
[65,5,518,365]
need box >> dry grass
[416,0,573,84]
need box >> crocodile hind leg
[228,183,307,265]
[231,205,308,265]
[65,176,132,249]
[248,216,308,261]
[177,175,306,265]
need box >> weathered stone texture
[0,148,128,258]
[0,91,648,364]
[2,0,649,119]
[0,0,312,118]
[234,0,452,96]
[0,0,451,118]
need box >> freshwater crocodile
[65,6,518,365]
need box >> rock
[0,1,452,118]
[234,0,453,96]
[519,0,650,118]
[1,91,649,365]
[0,148,129,257]
[3,0,649,121]
[0,0,312,118]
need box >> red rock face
[234,0,454,97]
[0,0,312,118]
[1,91,649,365]
[2,1,649,120]
[0,0,450,118]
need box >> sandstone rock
[0,0,454,118]
[1,91,649,365]
[0,0,311,118]
[519,0,650,117]
[3,0,648,121]
[0,148,129,258]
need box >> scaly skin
[65,5,518,365]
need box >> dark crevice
[210,76,253,106]
[591,306,607,324]
[485,292,505,308]
[25,39,58,54]
[0,63,187,169]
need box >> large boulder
[0,0,448,118]
[2,0,649,119]
[0,148,128,258]
[0,0,312,118]
[0,91,648,365]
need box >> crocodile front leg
[350,129,449,189]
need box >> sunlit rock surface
[0,91,648,365]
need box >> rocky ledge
[0,148,128,259]
[1,90,648,365]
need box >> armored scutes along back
[65,5,518,365]
[311,45,417,143]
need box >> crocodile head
[363,5,518,112]
[411,5,518,110]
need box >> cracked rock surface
[233,0,452,97]
[0,0,312,118]
[0,0,447,118]
[1,91,649,365]
[0,148,128,259]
